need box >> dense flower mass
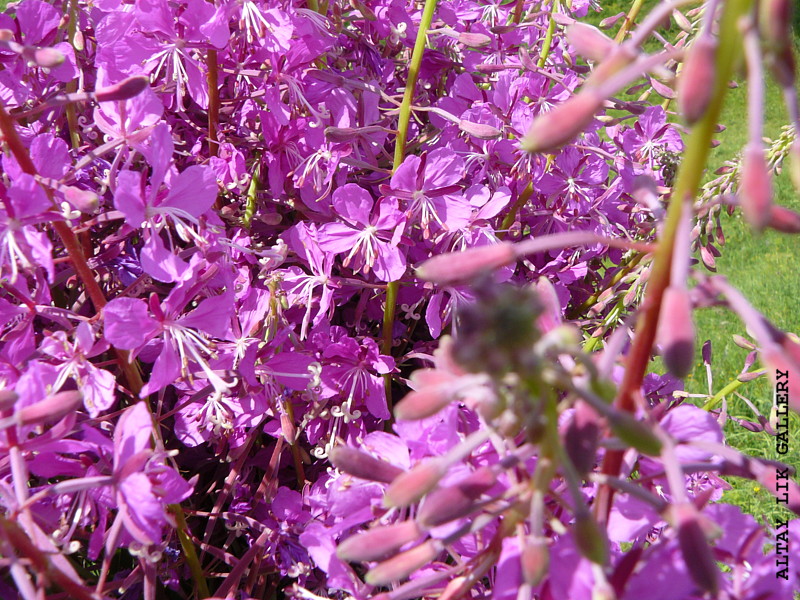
[0,0,799,599]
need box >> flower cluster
[0,0,798,599]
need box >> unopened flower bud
[416,467,496,529]
[394,384,453,421]
[656,286,695,378]
[566,23,615,62]
[732,334,756,350]
[759,0,794,53]
[607,412,663,456]
[458,120,502,139]
[573,511,608,565]
[0,29,13,42]
[766,205,800,233]
[0,390,18,411]
[15,391,82,426]
[520,536,549,585]
[329,446,404,484]
[457,32,492,48]
[94,75,150,103]
[563,402,600,475]
[336,520,422,562]
[416,242,516,286]
[385,459,447,508]
[676,36,716,125]
[739,143,773,232]
[521,91,604,154]
[673,504,720,595]
[62,186,99,214]
[31,47,65,68]
[365,539,442,586]
[756,461,800,515]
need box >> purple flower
[318,184,407,282]
[386,148,471,239]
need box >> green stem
[594,0,754,522]
[498,182,534,239]
[537,0,558,68]
[242,157,260,229]
[702,378,746,411]
[172,506,210,599]
[614,0,646,44]
[382,0,438,411]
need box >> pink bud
[416,467,496,529]
[0,29,13,42]
[94,75,150,103]
[416,242,516,286]
[673,504,720,595]
[16,391,82,426]
[336,520,422,562]
[566,23,615,62]
[756,463,800,515]
[656,286,695,379]
[563,401,600,475]
[329,446,404,484]
[394,385,453,421]
[32,47,65,68]
[62,186,99,214]
[457,32,492,48]
[759,0,794,53]
[458,120,502,139]
[521,91,604,154]
[365,539,442,586]
[676,36,716,125]
[384,459,447,508]
[761,347,800,414]
[766,205,800,233]
[520,537,549,585]
[739,143,773,232]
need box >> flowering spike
[416,467,496,529]
[94,76,150,103]
[384,460,447,508]
[739,143,774,232]
[656,286,695,378]
[329,446,404,484]
[676,36,716,124]
[416,242,516,286]
[336,521,423,563]
[364,540,442,586]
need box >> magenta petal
[118,473,163,544]
[140,343,181,397]
[114,170,147,225]
[163,165,218,217]
[103,297,159,350]
[113,402,154,468]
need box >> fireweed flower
[103,263,234,398]
[318,184,407,282]
[386,148,471,239]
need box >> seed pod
[329,446,404,484]
[365,539,442,586]
[676,36,716,125]
[336,521,422,562]
[416,467,496,529]
[384,459,447,508]
[416,242,516,286]
[739,143,773,232]
[521,91,604,154]
[656,286,695,379]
